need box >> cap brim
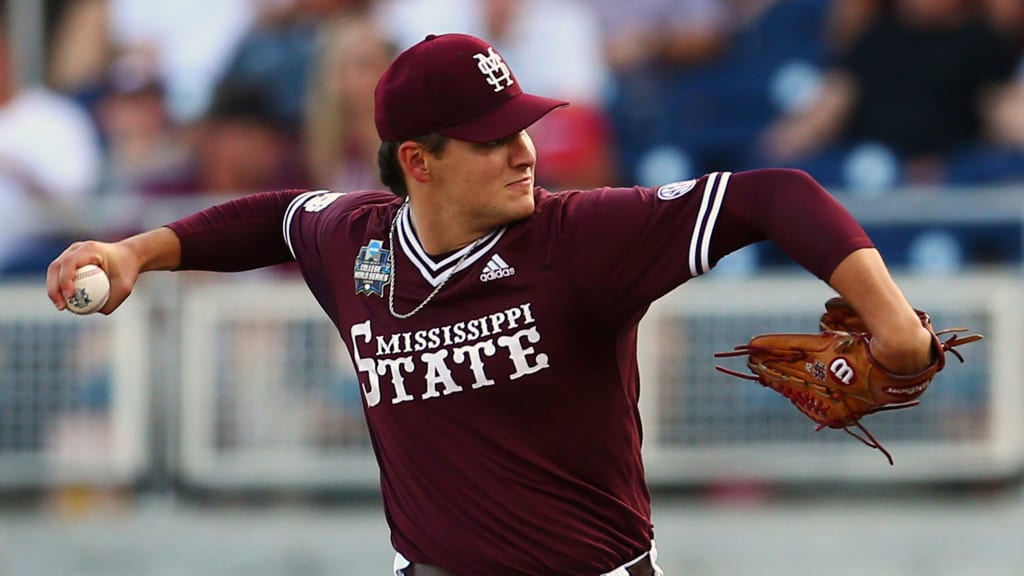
[439,93,569,143]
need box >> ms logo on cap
[374,33,567,142]
[474,47,514,93]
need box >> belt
[401,553,656,576]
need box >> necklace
[387,200,485,319]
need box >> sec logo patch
[657,179,697,200]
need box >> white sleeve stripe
[688,172,719,277]
[699,171,731,274]
[282,190,326,259]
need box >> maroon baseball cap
[374,33,569,143]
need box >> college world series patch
[354,239,392,297]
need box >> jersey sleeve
[283,190,395,260]
[552,172,732,316]
[553,169,872,317]
[166,189,304,271]
[282,190,344,261]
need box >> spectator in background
[986,72,1024,154]
[93,52,188,196]
[588,0,731,72]
[0,7,102,274]
[826,0,1024,57]
[49,0,112,98]
[583,0,731,189]
[105,0,255,124]
[760,0,1022,189]
[49,0,257,123]
[304,14,395,191]
[602,1,835,189]
[981,0,1024,156]
[218,0,366,133]
[140,78,306,197]
[375,0,609,107]
[373,0,616,189]
[822,0,886,54]
[982,0,1024,46]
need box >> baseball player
[47,33,935,575]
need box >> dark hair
[377,133,448,197]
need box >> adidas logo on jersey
[480,254,515,282]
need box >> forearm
[122,227,182,272]
[828,249,933,373]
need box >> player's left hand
[714,300,983,464]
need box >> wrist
[869,325,934,374]
[121,227,181,273]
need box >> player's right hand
[46,240,142,314]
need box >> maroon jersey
[273,170,873,574]
[156,168,872,574]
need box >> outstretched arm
[47,189,304,314]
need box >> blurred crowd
[2,0,1024,275]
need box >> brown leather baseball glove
[715,300,983,464]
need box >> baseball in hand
[66,264,110,315]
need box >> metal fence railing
[0,282,149,487]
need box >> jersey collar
[395,206,506,287]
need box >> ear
[397,141,431,184]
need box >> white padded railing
[180,280,377,489]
